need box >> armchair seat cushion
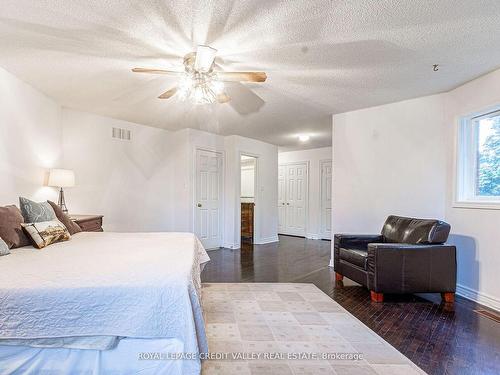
[339,248,368,269]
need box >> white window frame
[454,105,500,210]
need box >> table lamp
[47,169,75,214]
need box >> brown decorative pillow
[0,205,32,249]
[22,220,71,249]
[47,201,82,235]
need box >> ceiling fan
[132,45,267,105]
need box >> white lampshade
[48,169,75,188]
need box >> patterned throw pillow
[19,197,57,223]
[22,220,71,249]
[47,201,82,235]
[0,238,10,256]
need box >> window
[456,107,500,208]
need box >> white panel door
[286,163,307,236]
[195,149,223,249]
[278,165,286,233]
[320,160,332,239]
[279,163,308,236]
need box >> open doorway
[240,155,257,244]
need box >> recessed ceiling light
[298,134,310,142]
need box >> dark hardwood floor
[202,235,500,375]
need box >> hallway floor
[202,235,500,375]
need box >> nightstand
[71,215,104,232]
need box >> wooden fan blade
[158,87,178,99]
[225,82,265,115]
[217,93,231,103]
[217,72,267,82]
[132,68,182,75]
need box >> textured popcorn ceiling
[1,1,500,150]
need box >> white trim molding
[254,235,279,245]
[453,105,500,209]
[237,151,261,246]
[222,242,239,250]
[319,159,333,240]
[452,201,500,210]
[456,284,500,311]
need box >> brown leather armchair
[334,216,456,303]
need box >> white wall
[331,70,500,310]
[279,147,332,239]
[166,129,279,248]
[0,66,61,206]
[225,135,279,247]
[332,94,447,234]
[0,63,279,247]
[170,129,192,232]
[444,69,500,310]
[61,112,279,247]
[62,109,176,232]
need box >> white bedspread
[0,232,210,356]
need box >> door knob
[282,203,285,205]
[197,203,202,207]
[286,203,290,205]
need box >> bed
[0,231,210,375]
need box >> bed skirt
[0,337,201,375]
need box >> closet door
[278,165,286,233]
[279,163,307,236]
[320,160,332,240]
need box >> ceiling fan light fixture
[175,71,226,105]
[193,86,205,104]
[132,44,266,106]
[178,74,193,89]
[195,45,217,72]
[211,80,224,94]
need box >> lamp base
[58,188,68,214]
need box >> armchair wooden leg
[441,292,455,303]
[335,272,343,281]
[370,291,384,303]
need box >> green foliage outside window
[477,116,500,196]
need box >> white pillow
[22,220,71,249]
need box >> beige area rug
[202,283,426,375]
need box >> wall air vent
[112,127,131,141]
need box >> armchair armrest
[334,234,383,271]
[334,234,383,248]
[367,243,456,293]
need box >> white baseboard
[306,233,332,240]
[222,243,238,249]
[222,236,279,248]
[254,235,279,245]
[456,284,500,311]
